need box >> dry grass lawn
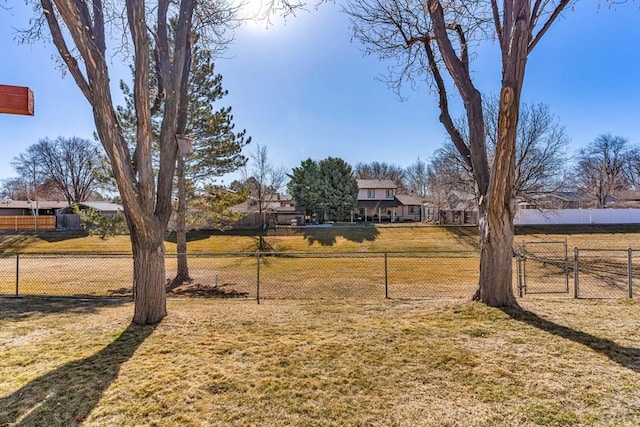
[1,297,639,426]
[2,224,640,255]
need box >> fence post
[522,242,527,295]
[573,247,579,299]
[384,252,388,299]
[564,238,569,293]
[516,249,523,298]
[15,254,19,296]
[628,248,633,299]
[132,255,136,301]
[256,253,261,304]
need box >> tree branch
[491,0,503,45]
[41,0,93,103]
[529,0,571,53]
[126,0,154,212]
[423,40,472,171]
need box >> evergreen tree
[288,158,323,218]
[288,157,358,222]
[119,41,249,284]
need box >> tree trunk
[473,204,519,307]
[131,227,167,325]
[470,1,531,309]
[174,155,190,285]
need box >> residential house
[609,190,640,208]
[0,199,69,216]
[77,202,124,217]
[522,192,593,209]
[0,199,124,231]
[0,199,70,231]
[423,190,478,225]
[230,193,305,227]
[355,179,424,222]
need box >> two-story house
[355,179,423,222]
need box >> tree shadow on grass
[0,322,156,426]
[502,308,640,372]
[0,297,131,321]
[168,282,249,298]
[164,229,215,244]
[36,230,89,243]
[0,233,35,253]
[440,226,480,250]
[301,225,380,246]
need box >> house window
[409,206,417,214]
[367,189,375,198]
[386,189,393,198]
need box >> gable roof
[395,194,423,206]
[357,179,397,189]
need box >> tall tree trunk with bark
[472,0,531,307]
[39,0,195,324]
[130,220,168,324]
[348,0,572,308]
[426,0,537,308]
[174,154,190,284]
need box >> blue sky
[1,2,640,188]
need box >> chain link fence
[1,248,637,301]
[0,254,134,297]
[517,241,638,299]
[573,248,636,299]
[517,240,569,295]
[1,251,483,300]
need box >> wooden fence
[0,216,56,231]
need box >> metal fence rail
[1,248,637,301]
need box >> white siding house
[355,179,423,222]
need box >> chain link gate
[517,239,570,296]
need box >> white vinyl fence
[515,208,640,225]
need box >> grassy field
[1,224,639,299]
[2,223,640,254]
[1,297,639,426]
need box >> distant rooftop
[357,179,396,189]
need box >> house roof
[613,190,640,201]
[79,202,123,212]
[547,192,592,202]
[395,194,423,206]
[357,179,397,189]
[0,200,69,210]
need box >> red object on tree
[0,84,34,116]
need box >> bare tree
[241,144,287,220]
[348,0,573,308]
[11,149,40,201]
[573,134,633,208]
[355,161,406,190]
[427,143,476,204]
[25,0,241,324]
[484,98,569,199]
[405,157,430,198]
[12,137,104,204]
[1,177,31,200]
[433,98,569,203]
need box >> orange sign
[0,84,34,116]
